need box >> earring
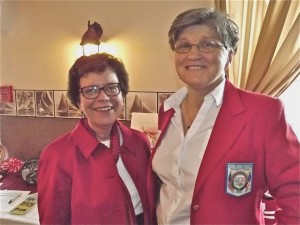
[80,111,85,118]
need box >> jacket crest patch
[226,163,253,197]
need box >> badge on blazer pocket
[226,163,253,197]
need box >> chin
[102,116,118,124]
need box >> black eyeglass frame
[79,83,121,99]
[174,40,226,53]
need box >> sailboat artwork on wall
[16,90,35,116]
[0,102,16,116]
[35,91,54,117]
[130,95,152,113]
[117,97,126,120]
[54,91,80,118]
[125,92,157,120]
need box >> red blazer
[38,119,154,225]
[149,80,300,224]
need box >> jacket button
[193,205,199,210]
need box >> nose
[188,44,203,58]
[96,89,110,100]
[190,44,205,53]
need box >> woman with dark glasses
[38,53,155,225]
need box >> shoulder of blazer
[223,79,280,114]
[117,120,151,151]
[225,79,277,102]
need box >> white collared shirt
[152,79,225,225]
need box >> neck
[94,127,112,141]
[181,97,202,133]
[188,76,224,98]
[86,120,113,141]
[96,134,111,141]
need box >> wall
[0,115,131,161]
[1,0,214,91]
[0,116,78,160]
[0,1,215,159]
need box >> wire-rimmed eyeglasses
[174,40,225,53]
[79,83,120,99]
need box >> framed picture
[118,97,126,120]
[16,90,35,116]
[54,91,80,118]
[0,90,16,116]
[35,91,54,117]
[125,92,157,120]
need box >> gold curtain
[214,0,300,97]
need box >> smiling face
[174,24,233,93]
[77,69,123,130]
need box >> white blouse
[152,80,225,225]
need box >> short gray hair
[168,8,239,54]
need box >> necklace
[184,99,193,129]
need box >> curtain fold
[214,0,227,12]
[214,0,300,97]
[258,13,300,96]
[246,0,291,91]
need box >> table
[0,172,39,225]
[0,172,37,193]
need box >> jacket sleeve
[264,99,300,224]
[37,142,72,225]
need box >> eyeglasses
[174,40,225,53]
[79,83,120,99]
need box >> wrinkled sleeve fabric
[37,137,72,225]
[264,99,300,224]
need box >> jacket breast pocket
[225,162,253,197]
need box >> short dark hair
[168,8,239,54]
[67,53,129,107]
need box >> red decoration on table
[0,157,24,173]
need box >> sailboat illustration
[56,93,79,117]
[37,91,54,116]
[0,102,14,113]
[130,95,152,113]
[127,95,153,120]
[18,91,34,112]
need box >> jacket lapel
[193,80,247,194]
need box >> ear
[77,103,85,118]
[225,50,233,69]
